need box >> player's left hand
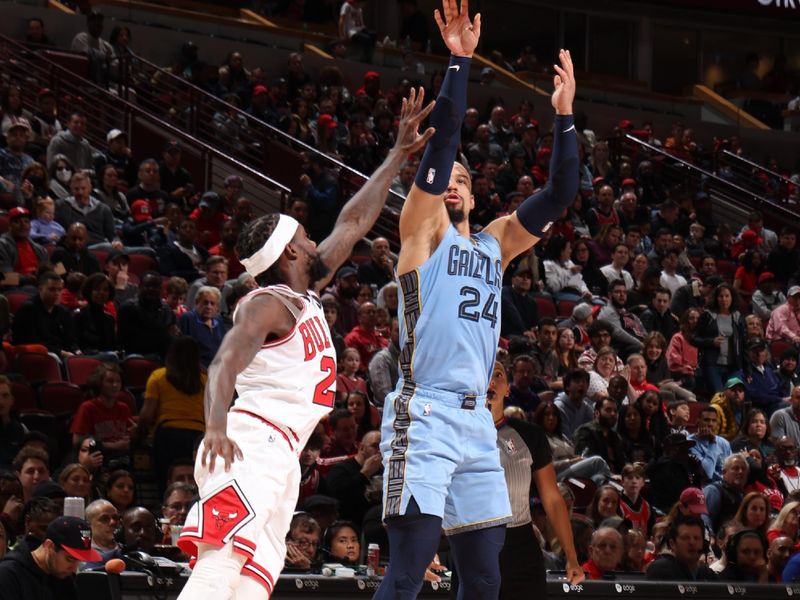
[551,49,576,116]
[565,560,585,585]
[395,87,436,155]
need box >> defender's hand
[434,0,481,58]
[201,429,243,473]
[395,87,436,154]
[551,49,576,116]
[565,560,585,585]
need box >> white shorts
[178,410,301,595]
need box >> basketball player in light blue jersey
[373,1,585,598]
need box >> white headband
[240,214,300,277]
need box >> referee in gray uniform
[488,360,584,597]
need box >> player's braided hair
[236,213,284,287]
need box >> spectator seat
[39,381,85,414]
[10,380,38,412]
[534,295,556,318]
[121,356,161,389]
[15,352,63,385]
[65,356,104,387]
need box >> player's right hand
[202,429,243,473]
[434,0,481,58]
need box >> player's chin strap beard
[240,214,300,278]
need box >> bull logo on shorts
[210,507,239,529]
[199,481,254,543]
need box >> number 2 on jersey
[457,286,498,328]
[313,355,337,407]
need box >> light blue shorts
[380,380,512,535]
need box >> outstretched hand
[395,87,436,154]
[201,428,243,473]
[551,49,576,116]
[434,0,480,58]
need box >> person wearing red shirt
[208,219,244,278]
[189,191,228,249]
[581,527,623,580]
[70,363,134,458]
[0,207,48,282]
[343,302,388,371]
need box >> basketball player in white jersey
[176,89,435,600]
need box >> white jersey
[231,285,336,448]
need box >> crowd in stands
[3,6,800,592]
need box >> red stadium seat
[128,253,158,278]
[10,380,38,412]
[39,381,85,414]
[121,357,161,389]
[117,389,137,413]
[65,356,103,387]
[771,339,792,361]
[534,296,556,318]
[557,299,577,318]
[91,249,109,270]
[716,259,737,282]
[564,477,597,514]
[15,352,63,385]
[5,290,33,315]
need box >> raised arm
[200,294,289,472]
[484,49,579,269]
[313,87,435,292]
[397,0,480,266]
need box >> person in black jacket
[574,397,627,473]
[0,515,101,600]
[0,377,27,471]
[157,218,208,283]
[325,430,382,526]
[118,272,177,359]
[645,514,717,581]
[500,263,538,339]
[72,273,116,356]
[49,223,101,277]
[12,271,77,358]
[689,283,746,394]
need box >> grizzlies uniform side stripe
[385,270,421,517]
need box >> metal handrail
[624,133,799,227]
[0,34,290,211]
[718,149,795,201]
[115,50,406,246]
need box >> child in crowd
[164,276,189,318]
[59,272,87,311]
[29,196,64,245]
[667,398,691,433]
[335,347,368,407]
[619,463,653,535]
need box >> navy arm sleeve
[413,55,471,196]
[515,115,579,237]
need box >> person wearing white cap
[93,128,136,186]
[175,87,435,600]
[766,286,800,345]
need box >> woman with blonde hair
[767,501,800,544]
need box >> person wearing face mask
[47,154,75,200]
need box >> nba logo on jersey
[504,438,516,454]
[423,403,432,416]
[426,168,436,184]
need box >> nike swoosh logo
[562,125,576,133]
[449,65,460,72]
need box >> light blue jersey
[381,224,511,532]
[397,224,502,395]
